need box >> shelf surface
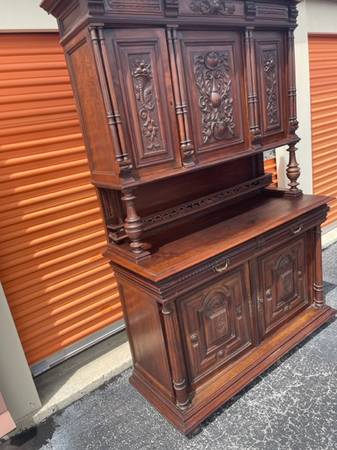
[107,192,332,281]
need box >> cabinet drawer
[178,264,254,384]
[257,235,309,338]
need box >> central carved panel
[194,51,235,144]
[204,290,231,348]
[275,255,295,304]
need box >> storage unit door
[0,33,122,370]
[309,34,337,227]
[264,155,278,186]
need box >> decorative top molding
[189,0,236,16]
[105,0,162,14]
[288,2,299,25]
[164,0,179,16]
[245,0,256,20]
[88,0,105,14]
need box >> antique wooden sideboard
[41,0,336,434]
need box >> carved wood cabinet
[42,0,336,434]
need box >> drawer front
[257,235,309,338]
[179,264,253,384]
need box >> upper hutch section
[41,0,300,189]
[42,0,299,31]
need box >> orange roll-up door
[264,157,278,186]
[309,34,337,227]
[0,33,122,369]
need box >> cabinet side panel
[117,279,174,399]
[65,33,119,185]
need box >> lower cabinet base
[130,305,335,435]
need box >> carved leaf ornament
[263,50,278,126]
[131,58,161,153]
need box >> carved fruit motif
[190,0,236,16]
[263,50,279,127]
[194,51,235,144]
[131,57,162,153]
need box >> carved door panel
[257,237,309,338]
[254,31,287,143]
[179,265,253,384]
[104,28,181,174]
[176,31,248,163]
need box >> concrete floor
[1,243,337,450]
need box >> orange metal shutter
[0,33,122,368]
[309,34,337,227]
[264,157,278,186]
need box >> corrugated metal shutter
[264,158,278,186]
[309,34,337,227]
[0,33,122,367]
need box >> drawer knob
[214,258,230,273]
[291,225,303,235]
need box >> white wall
[306,0,337,33]
[277,0,337,194]
[277,0,313,194]
[0,285,41,424]
[0,0,57,30]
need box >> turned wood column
[90,27,133,179]
[167,27,195,167]
[286,143,302,196]
[162,303,190,410]
[286,25,302,197]
[245,27,262,148]
[313,226,325,309]
[121,189,149,257]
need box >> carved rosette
[131,57,162,154]
[263,50,279,127]
[190,0,236,15]
[194,51,235,144]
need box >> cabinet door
[105,29,181,174]
[257,237,309,338]
[254,31,287,143]
[179,265,253,384]
[177,31,248,163]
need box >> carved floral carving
[131,57,162,153]
[194,51,235,144]
[263,50,279,127]
[190,0,235,15]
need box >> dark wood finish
[42,0,335,435]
